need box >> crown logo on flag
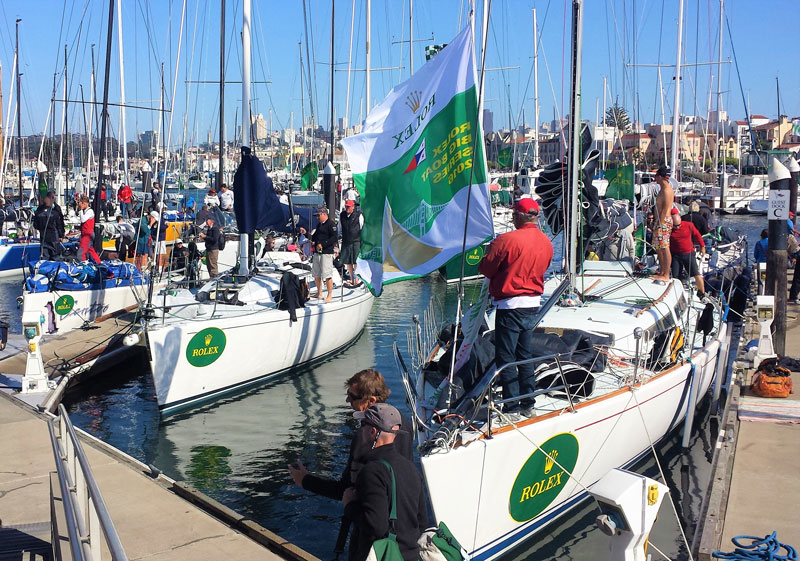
[543,450,559,474]
[405,90,423,113]
[205,333,213,346]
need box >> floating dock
[0,391,319,561]
[0,311,143,412]
[694,302,800,558]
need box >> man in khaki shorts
[311,207,337,302]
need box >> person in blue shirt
[184,195,196,216]
[754,229,768,264]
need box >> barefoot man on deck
[652,166,674,282]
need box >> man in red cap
[339,199,364,287]
[479,198,553,419]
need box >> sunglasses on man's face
[346,390,363,401]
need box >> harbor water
[0,214,765,560]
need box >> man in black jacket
[311,206,337,303]
[34,192,65,260]
[199,217,221,277]
[339,200,363,287]
[342,404,426,561]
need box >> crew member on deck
[219,184,234,212]
[339,200,363,287]
[77,195,101,263]
[478,198,553,421]
[199,216,221,277]
[34,192,65,260]
[311,206,337,303]
[652,166,675,282]
[668,209,706,297]
[115,216,136,261]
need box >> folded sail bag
[418,521,470,561]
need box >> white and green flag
[341,26,493,295]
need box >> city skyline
[0,0,795,151]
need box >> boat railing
[484,354,576,435]
[47,403,128,561]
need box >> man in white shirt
[219,184,234,212]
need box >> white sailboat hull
[421,328,723,561]
[147,288,374,412]
[23,281,154,335]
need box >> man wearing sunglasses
[343,403,427,561]
[288,368,413,494]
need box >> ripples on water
[44,214,764,559]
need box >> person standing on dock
[199,216,221,277]
[77,195,101,264]
[339,200,363,287]
[342,403,426,561]
[311,206,337,303]
[652,167,675,282]
[33,192,65,260]
[669,210,706,296]
[478,198,553,420]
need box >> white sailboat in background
[142,0,373,414]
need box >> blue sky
[0,0,797,147]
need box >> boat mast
[299,42,305,169]
[566,0,584,287]
[365,0,371,112]
[16,19,23,208]
[329,0,335,164]
[0,53,16,199]
[117,0,129,187]
[669,0,684,180]
[409,0,413,76]
[714,0,724,208]
[344,0,355,132]
[89,45,96,182]
[301,0,315,166]
[96,0,115,217]
[238,0,251,276]
[218,0,225,189]
[533,8,539,168]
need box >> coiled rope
[713,532,797,561]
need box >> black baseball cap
[656,166,671,178]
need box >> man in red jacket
[478,198,553,419]
[669,209,706,296]
[77,195,101,263]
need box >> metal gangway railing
[48,404,128,561]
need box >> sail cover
[341,26,493,296]
[233,146,286,234]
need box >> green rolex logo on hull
[55,295,75,316]
[186,327,227,367]
[464,246,484,266]
[508,433,579,522]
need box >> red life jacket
[79,208,95,236]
